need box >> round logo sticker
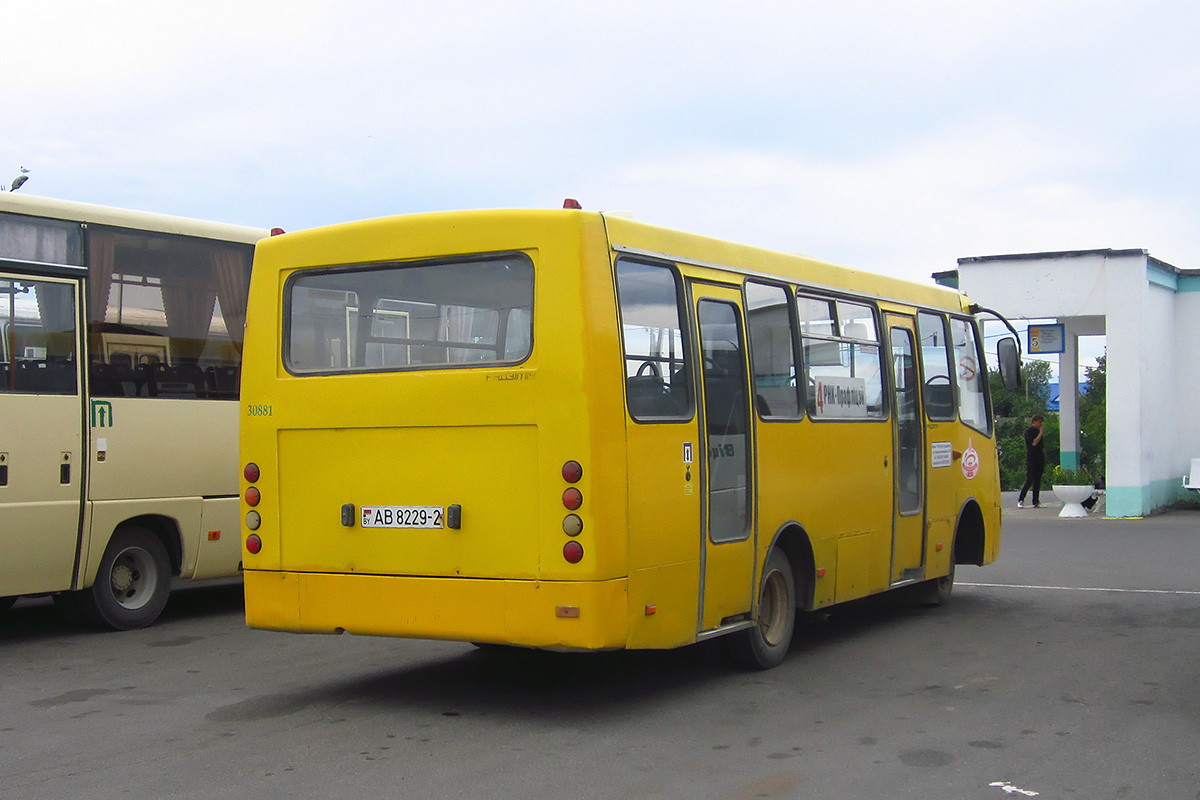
[962,440,980,480]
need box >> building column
[1058,321,1081,470]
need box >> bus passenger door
[888,316,925,582]
[0,274,85,596]
[692,285,756,631]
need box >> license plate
[360,506,444,529]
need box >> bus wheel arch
[770,523,816,612]
[919,500,984,607]
[77,519,179,630]
[952,500,986,567]
[728,524,814,670]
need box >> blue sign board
[1028,323,1065,354]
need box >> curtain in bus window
[88,228,117,327]
[87,226,253,400]
[213,246,251,355]
[162,280,217,363]
[615,260,692,421]
[950,317,990,435]
[0,213,83,265]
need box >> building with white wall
[942,249,1200,518]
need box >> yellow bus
[240,207,1019,668]
[0,193,270,629]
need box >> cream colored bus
[240,206,1019,668]
[0,193,270,629]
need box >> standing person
[1017,414,1045,508]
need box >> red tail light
[562,461,582,483]
[244,463,260,483]
[245,487,261,507]
[245,534,263,554]
[562,488,582,510]
[563,541,583,563]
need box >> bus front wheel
[728,548,796,670]
[78,527,172,630]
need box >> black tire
[0,596,16,615]
[77,527,172,630]
[728,548,797,670]
[919,557,955,607]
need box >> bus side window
[0,279,78,395]
[615,260,692,421]
[917,311,956,421]
[798,294,884,420]
[950,317,990,435]
[745,281,801,420]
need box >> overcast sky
[6,0,1198,296]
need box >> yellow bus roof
[259,207,968,313]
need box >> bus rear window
[284,254,534,374]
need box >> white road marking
[962,582,1200,596]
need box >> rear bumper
[243,569,630,650]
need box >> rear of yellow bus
[240,210,640,649]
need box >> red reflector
[245,486,261,507]
[563,541,583,563]
[562,461,583,483]
[208,530,221,541]
[556,605,580,618]
[244,463,260,483]
[245,534,262,554]
[562,487,582,510]
[562,198,582,209]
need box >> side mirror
[998,337,1021,391]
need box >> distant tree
[989,359,1052,420]
[1078,354,1106,479]
[990,359,1056,490]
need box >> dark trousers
[1019,459,1044,505]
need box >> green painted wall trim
[1106,477,1191,517]
[1060,451,1080,470]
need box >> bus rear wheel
[728,548,796,670]
[918,559,955,607]
[77,527,172,630]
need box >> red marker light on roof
[270,228,286,236]
[563,198,582,209]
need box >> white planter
[1052,484,1093,518]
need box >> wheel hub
[111,563,134,594]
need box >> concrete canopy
[947,249,1200,517]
